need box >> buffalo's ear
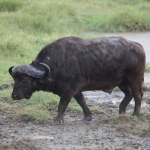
[8,66,14,76]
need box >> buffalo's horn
[10,65,45,78]
[39,62,50,76]
[9,66,14,75]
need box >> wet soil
[0,74,150,150]
[1,94,150,150]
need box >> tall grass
[82,1,150,32]
[0,0,23,12]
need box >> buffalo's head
[9,63,50,100]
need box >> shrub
[0,0,23,12]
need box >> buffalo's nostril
[12,94,22,100]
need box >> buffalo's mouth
[12,94,31,100]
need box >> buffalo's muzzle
[12,94,20,100]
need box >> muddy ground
[0,74,150,150]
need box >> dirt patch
[0,139,47,150]
[1,90,150,150]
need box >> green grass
[90,106,105,114]
[81,0,150,32]
[1,0,150,123]
[0,88,12,100]
[0,0,23,12]
[12,92,59,123]
[14,106,52,123]
[131,124,150,135]
[12,93,81,123]
[145,63,150,72]
[0,102,14,114]
[111,114,150,136]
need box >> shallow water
[145,73,150,83]
[83,90,149,109]
[104,32,150,63]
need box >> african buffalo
[9,36,145,123]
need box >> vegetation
[111,114,150,135]
[145,63,150,72]
[0,0,150,123]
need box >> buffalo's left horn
[9,66,14,75]
[10,65,45,78]
[39,62,50,76]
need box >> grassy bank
[0,0,150,123]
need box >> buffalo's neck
[34,80,55,93]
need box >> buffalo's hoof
[133,112,140,117]
[119,111,126,115]
[54,116,64,124]
[119,108,126,115]
[83,115,92,121]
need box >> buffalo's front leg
[74,92,92,121]
[54,94,71,124]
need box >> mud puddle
[84,90,150,110]
[145,73,150,83]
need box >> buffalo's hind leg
[130,80,143,116]
[74,93,92,121]
[118,83,133,114]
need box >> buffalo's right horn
[9,66,14,75]
[39,62,50,77]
